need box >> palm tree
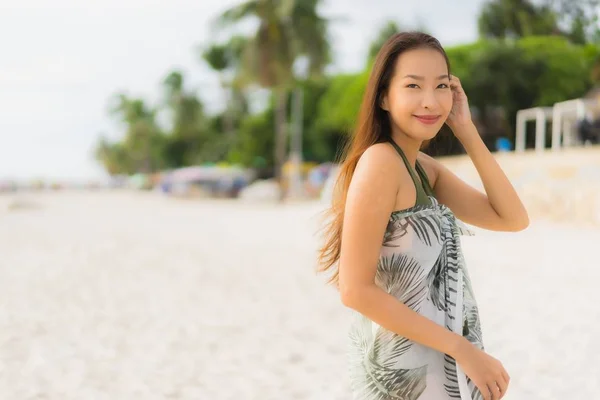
[367,21,401,61]
[162,70,208,165]
[202,36,248,141]
[217,0,330,199]
[163,70,184,107]
[94,136,132,176]
[367,20,431,63]
[162,71,205,138]
[108,94,161,173]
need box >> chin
[410,124,443,141]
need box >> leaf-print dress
[348,141,485,400]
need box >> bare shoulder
[417,151,441,187]
[355,143,405,186]
[347,143,403,212]
[358,142,401,169]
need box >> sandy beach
[0,191,598,399]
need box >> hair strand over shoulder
[316,32,450,286]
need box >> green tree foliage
[367,21,402,61]
[97,94,165,174]
[478,0,600,44]
[228,110,275,168]
[446,36,599,148]
[201,36,249,142]
[216,0,330,193]
[161,70,212,166]
[95,138,133,176]
[95,1,600,177]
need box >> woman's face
[381,47,453,141]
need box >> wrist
[448,120,476,136]
[448,335,471,361]
[452,124,481,147]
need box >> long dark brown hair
[317,32,451,286]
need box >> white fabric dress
[347,146,485,400]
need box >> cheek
[439,92,453,115]
[390,92,420,115]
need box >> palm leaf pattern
[385,211,441,248]
[383,219,410,247]
[349,198,484,399]
[376,253,427,307]
[427,219,461,316]
[354,360,428,400]
[462,269,484,349]
[466,377,485,400]
[349,254,429,399]
[406,213,441,246]
[372,254,427,368]
[443,354,461,399]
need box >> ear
[380,94,389,111]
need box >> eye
[437,83,449,89]
[406,84,419,89]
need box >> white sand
[438,147,600,226]
[0,191,598,399]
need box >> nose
[421,88,439,110]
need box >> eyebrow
[403,74,450,80]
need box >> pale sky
[0,0,483,181]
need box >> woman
[318,32,529,400]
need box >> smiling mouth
[413,115,441,125]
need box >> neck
[390,130,422,167]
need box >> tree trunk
[289,86,304,199]
[222,80,235,141]
[274,89,288,201]
[220,87,236,161]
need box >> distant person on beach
[318,32,529,400]
[577,113,600,144]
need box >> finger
[495,376,508,399]
[488,382,502,400]
[502,370,510,384]
[449,79,463,91]
[499,371,510,398]
[477,382,491,400]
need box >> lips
[414,115,441,125]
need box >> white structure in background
[515,107,553,152]
[550,98,590,150]
[516,98,597,152]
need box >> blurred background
[1,0,599,399]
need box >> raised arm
[425,126,529,232]
[427,75,529,232]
